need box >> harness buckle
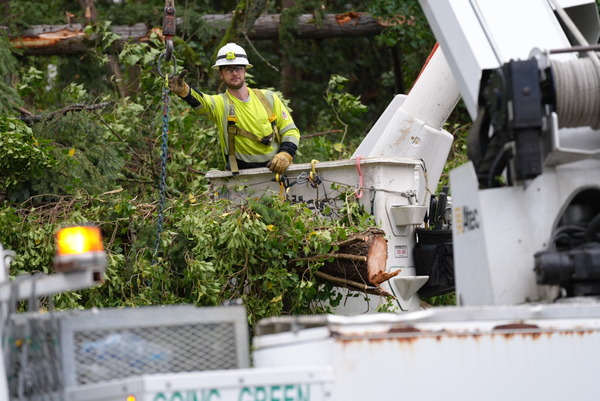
[260,133,275,145]
[227,122,238,136]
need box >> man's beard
[226,81,244,90]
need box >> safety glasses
[221,66,246,74]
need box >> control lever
[427,195,437,229]
[434,186,448,230]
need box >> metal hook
[157,52,177,79]
[164,38,174,62]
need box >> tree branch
[313,270,394,298]
[301,130,343,139]
[17,102,112,125]
[333,234,369,248]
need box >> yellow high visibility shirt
[189,88,300,165]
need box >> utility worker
[169,43,300,174]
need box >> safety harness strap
[252,89,280,144]
[227,124,238,174]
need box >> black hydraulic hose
[585,212,600,242]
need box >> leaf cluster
[171,192,376,325]
[0,117,56,201]
[368,0,436,90]
[0,32,21,114]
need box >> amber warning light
[54,225,107,274]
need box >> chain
[153,75,171,264]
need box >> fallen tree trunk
[297,228,397,298]
[8,12,409,56]
[9,23,149,56]
[205,12,390,40]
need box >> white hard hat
[212,43,253,70]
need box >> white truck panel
[254,303,600,401]
[451,159,600,305]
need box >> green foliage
[20,111,123,201]
[0,1,79,29]
[368,0,436,89]
[438,102,472,191]
[296,75,367,163]
[322,74,368,147]
[171,191,378,325]
[16,66,44,98]
[118,40,162,68]
[0,117,56,200]
[0,32,22,115]
[0,186,378,323]
[421,293,457,307]
[98,0,164,27]
[278,1,325,45]
[324,75,368,116]
[84,21,122,66]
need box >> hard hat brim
[212,62,253,70]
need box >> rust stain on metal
[333,326,598,348]
[490,328,597,341]
[339,336,421,346]
[493,323,543,340]
[493,323,540,331]
[332,324,420,340]
[434,330,482,342]
[389,325,421,334]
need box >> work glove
[267,152,293,174]
[169,70,190,98]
